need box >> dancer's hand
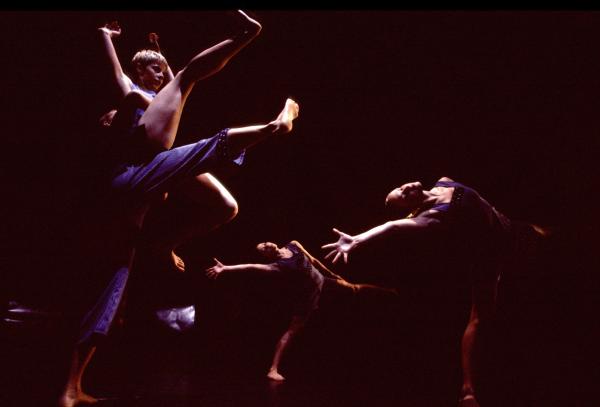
[98,21,121,38]
[321,228,357,264]
[206,258,226,279]
[148,32,161,53]
[148,32,159,44]
[99,109,117,127]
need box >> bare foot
[532,223,551,237]
[458,394,480,407]
[236,10,262,35]
[271,98,300,135]
[267,369,286,381]
[58,390,98,407]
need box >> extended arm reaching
[205,257,278,279]
[322,215,440,264]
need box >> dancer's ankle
[458,390,479,407]
[267,368,285,381]
[271,98,299,136]
[460,385,474,397]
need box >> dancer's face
[256,242,279,259]
[137,62,166,92]
[385,181,424,209]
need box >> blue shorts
[110,128,244,205]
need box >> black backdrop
[4,11,600,254]
[2,10,599,405]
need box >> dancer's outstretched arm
[205,258,279,279]
[322,213,441,264]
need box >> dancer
[206,240,398,381]
[59,10,301,406]
[322,176,548,407]
[98,16,245,272]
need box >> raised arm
[205,257,279,280]
[98,21,134,98]
[148,32,175,84]
[322,214,440,264]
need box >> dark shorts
[292,283,323,319]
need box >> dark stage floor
[3,277,598,407]
[3,220,598,407]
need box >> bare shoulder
[438,176,455,182]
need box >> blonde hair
[131,49,167,71]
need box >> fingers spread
[324,250,336,260]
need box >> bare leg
[136,98,298,273]
[58,345,98,407]
[352,282,398,297]
[119,97,299,205]
[225,98,299,156]
[141,173,239,272]
[140,10,262,150]
[325,277,399,301]
[58,206,151,406]
[459,277,499,407]
[267,316,306,381]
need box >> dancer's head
[256,242,279,260]
[385,181,425,211]
[131,49,168,92]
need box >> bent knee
[200,185,238,224]
[181,174,239,223]
[220,194,239,222]
[207,177,238,222]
